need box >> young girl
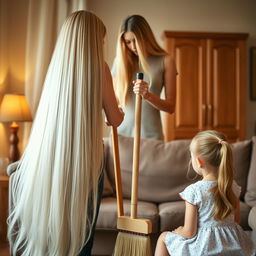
[155,130,255,256]
[112,15,177,140]
[8,11,123,256]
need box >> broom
[113,73,152,256]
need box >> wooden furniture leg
[0,175,9,242]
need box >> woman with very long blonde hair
[8,10,123,256]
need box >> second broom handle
[111,126,124,217]
[131,93,142,219]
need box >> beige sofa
[92,135,256,255]
[7,136,256,255]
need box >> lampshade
[0,94,32,122]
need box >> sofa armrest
[249,206,256,230]
[7,161,19,176]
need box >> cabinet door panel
[207,40,242,139]
[163,38,206,140]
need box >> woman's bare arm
[103,63,124,127]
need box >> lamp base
[9,122,19,163]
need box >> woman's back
[8,11,123,256]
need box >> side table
[0,175,9,242]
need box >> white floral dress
[165,181,255,256]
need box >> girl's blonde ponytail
[211,141,238,221]
[191,130,238,221]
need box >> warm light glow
[0,123,8,157]
[0,71,7,89]
[0,94,32,122]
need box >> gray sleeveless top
[112,55,165,140]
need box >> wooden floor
[0,240,9,256]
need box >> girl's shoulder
[183,181,216,196]
[191,180,240,195]
[186,180,216,189]
[180,181,216,205]
[180,181,204,205]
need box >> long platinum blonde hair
[114,15,167,106]
[190,130,238,221]
[8,11,105,256]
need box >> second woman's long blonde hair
[8,11,105,256]
[114,15,167,106]
[190,130,238,221]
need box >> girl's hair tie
[218,138,224,145]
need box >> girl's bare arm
[173,201,198,238]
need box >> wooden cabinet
[162,32,248,142]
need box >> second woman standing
[112,15,177,140]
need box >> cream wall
[0,0,29,157]
[8,0,29,93]
[0,0,9,157]
[89,0,256,139]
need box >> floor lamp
[0,94,32,163]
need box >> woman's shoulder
[148,54,165,62]
[162,54,178,75]
[148,53,175,63]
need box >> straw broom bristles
[113,215,152,256]
[113,232,152,256]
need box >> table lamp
[0,94,32,163]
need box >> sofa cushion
[102,168,114,197]
[245,136,256,206]
[232,139,252,199]
[102,146,114,197]
[248,206,256,230]
[239,201,252,230]
[105,135,199,203]
[96,197,159,233]
[158,201,185,231]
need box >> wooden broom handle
[131,73,143,219]
[111,126,124,217]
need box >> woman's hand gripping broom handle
[131,72,143,219]
[111,126,124,217]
